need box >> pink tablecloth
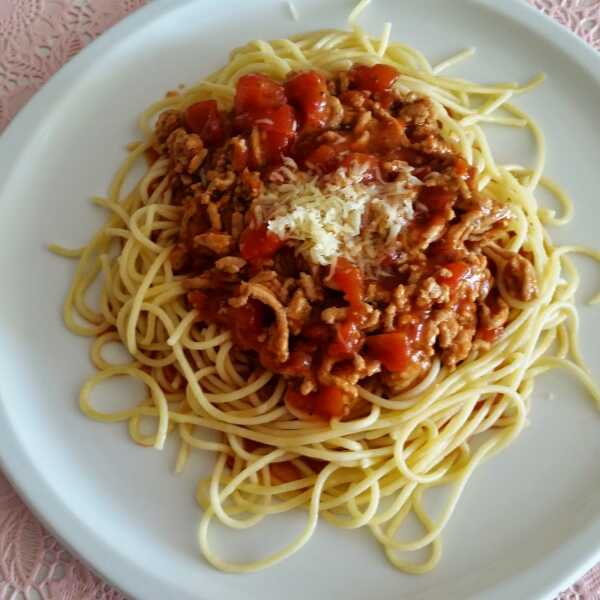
[1,1,600,598]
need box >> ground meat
[208,171,236,193]
[193,232,234,255]
[503,254,538,302]
[298,272,323,302]
[317,357,360,398]
[363,308,381,332]
[321,307,348,324]
[167,128,207,174]
[326,96,344,128]
[215,256,246,274]
[382,304,397,331]
[415,276,448,309]
[442,326,475,369]
[446,196,511,246]
[287,289,311,335]
[435,309,460,348]
[398,97,434,127]
[155,109,183,145]
[250,127,263,168]
[207,203,222,230]
[384,357,430,393]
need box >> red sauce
[286,71,407,175]
[258,338,318,378]
[419,186,456,212]
[328,318,364,358]
[229,301,268,351]
[255,105,297,166]
[477,326,503,343]
[284,347,314,376]
[239,224,285,264]
[293,123,407,175]
[189,290,268,352]
[301,322,332,343]
[436,261,470,293]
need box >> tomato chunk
[236,103,296,134]
[349,64,399,94]
[239,224,284,263]
[318,386,347,419]
[331,257,364,310]
[257,105,297,165]
[236,103,297,167]
[185,100,226,146]
[285,71,329,131]
[286,386,346,419]
[366,327,421,372]
[263,104,297,134]
[234,73,286,114]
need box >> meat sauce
[165,64,522,420]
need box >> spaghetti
[52,13,600,575]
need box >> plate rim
[1,0,600,598]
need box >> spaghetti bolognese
[51,12,600,575]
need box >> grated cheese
[255,160,420,273]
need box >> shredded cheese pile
[255,161,419,272]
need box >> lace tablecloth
[1,0,600,598]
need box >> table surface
[1,1,600,598]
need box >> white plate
[1,0,600,598]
